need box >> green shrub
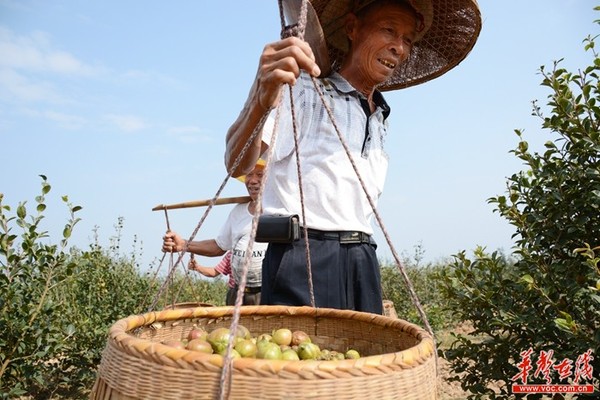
[0,176,81,398]
[380,244,455,332]
[0,174,241,400]
[436,22,600,398]
[50,239,158,397]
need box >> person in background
[188,251,260,305]
[163,161,267,305]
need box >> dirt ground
[433,324,580,400]
[435,322,505,399]
[437,356,471,399]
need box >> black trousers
[260,237,383,314]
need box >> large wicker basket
[90,305,437,399]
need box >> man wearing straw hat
[162,161,268,305]
[225,0,481,314]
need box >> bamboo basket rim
[107,305,436,374]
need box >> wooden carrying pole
[151,196,251,211]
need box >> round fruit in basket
[186,339,213,354]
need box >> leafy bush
[436,23,600,398]
[0,176,228,398]
[0,176,81,398]
[49,238,158,396]
[380,244,455,332]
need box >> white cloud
[105,114,148,133]
[167,125,212,143]
[0,67,64,103]
[19,108,87,130]
[121,69,181,88]
[42,110,86,130]
[168,126,201,135]
[0,26,102,76]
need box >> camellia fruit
[272,328,292,346]
[256,333,272,343]
[291,330,311,346]
[235,325,251,340]
[186,339,213,354]
[235,339,258,358]
[207,327,232,354]
[345,349,360,359]
[256,337,273,354]
[257,342,282,360]
[297,342,320,360]
[187,328,208,341]
[319,349,331,360]
[217,348,241,359]
[281,348,300,361]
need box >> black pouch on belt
[255,214,300,243]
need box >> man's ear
[344,13,358,45]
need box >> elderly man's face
[345,2,418,87]
[244,167,264,199]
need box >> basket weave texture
[90,305,437,400]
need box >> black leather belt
[304,228,373,245]
[240,286,261,294]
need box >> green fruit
[297,342,320,360]
[257,333,272,343]
[279,344,291,352]
[235,339,258,358]
[257,342,282,360]
[207,327,232,354]
[345,349,360,359]
[235,325,251,340]
[281,348,300,361]
[256,338,272,351]
[217,348,241,359]
[272,328,293,346]
[318,349,331,360]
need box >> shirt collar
[325,72,391,119]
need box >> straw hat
[236,158,266,183]
[282,0,481,91]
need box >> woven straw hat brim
[285,0,482,91]
[236,158,266,183]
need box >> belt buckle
[339,231,362,244]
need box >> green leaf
[520,274,534,284]
[16,204,26,219]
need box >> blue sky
[1,0,597,270]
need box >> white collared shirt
[261,71,390,234]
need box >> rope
[277,0,432,337]
[219,3,317,397]
[308,75,434,337]
[150,1,437,398]
[216,97,278,400]
[288,84,316,308]
[148,112,267,313]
